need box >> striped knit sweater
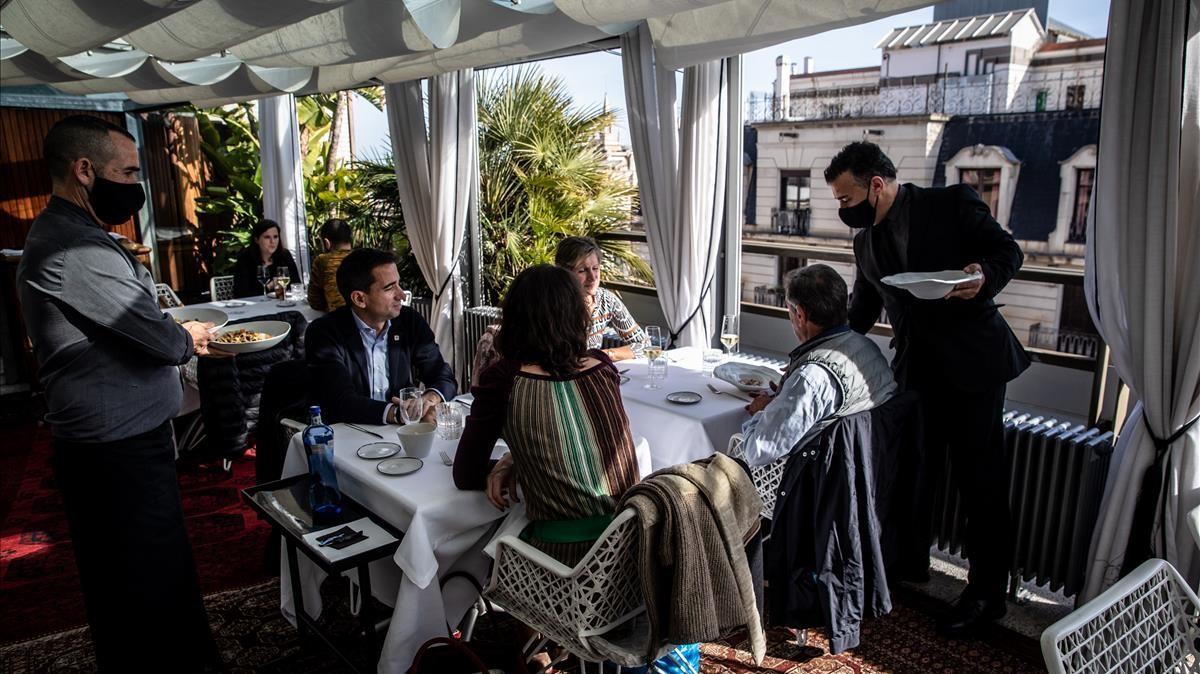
[453,350,640,563]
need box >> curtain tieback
[1123,412,1200,575]
[1143,413,1200,455]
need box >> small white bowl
[881,271,982,300]
[209,320,291,354]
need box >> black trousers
[53,422,219,672]
[918,384,1014,603]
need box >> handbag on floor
[407,636,501,674]
[415,570,530,674]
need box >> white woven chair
[155,283,183,308]
[1041,558,1200,673]
[726,434,787,522]
[209,275,235,302]
[486,508,675,669]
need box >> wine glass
[720,314,740,356]
[643,326,666,389]
[643,326,663,362]
[257,265,272,298]
[274,270,291,302]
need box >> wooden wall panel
[0,108,138,249]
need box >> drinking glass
[257,265,272,297]
[702,348,723,377]
[274,270,291,301]
[646,356,668,389]
[643,326,664,362]
[398,387,426,424]
[435,402,464,440]
[720,314,740,355]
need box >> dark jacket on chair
[305,305,457,424]
[848,183,1030,392]
[764,391,923,654]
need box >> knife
[345,423,384,439]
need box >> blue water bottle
[302,405,343,520]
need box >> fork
[707,383,751,403]
[438,450,454,467]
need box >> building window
[959,168,1002,215]
[776,170,812,235]
[1068,168,1094,243]
[1066,85,1086,111]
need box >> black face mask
[838,190,877,229]
[88,176,146,226]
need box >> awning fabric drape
[1,0,937,107]
[621,24,730,349]
[258,94,311,281]
[1080,0,1200,600]
[385,70,477,378]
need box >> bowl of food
[165,307,228,329]
[209,320,290,354]
[713,362,781,393]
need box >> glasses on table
[257,265,273,298]
[720,314,740,355]
[398,387,427,425]
[273,270,291,302]
[435,403,464,440]
[643,326,667,389]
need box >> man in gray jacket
[18,115,219,671]
[740,264,897,466]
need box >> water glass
[645,355,668,389]
[435,402,464,440]
[398,387,426,424]
[702,348,723,377]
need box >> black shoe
[936,594,1006,638]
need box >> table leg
[357,563,376,655]
[286,542,307,638]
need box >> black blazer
[231,247,301,299]
[849,183,1031,392]
[305,306,457,424]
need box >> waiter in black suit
[824,142,1030,637]
[306,248,457,425]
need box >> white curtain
[1081,0,1200,600]
[622,23,730,348]
[258,93,310,281]
[385,70,476,378]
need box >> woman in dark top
[453,264,639,566]
[231,219,301,298]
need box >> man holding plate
[824,141,1030,637]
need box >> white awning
[2,0,937,106]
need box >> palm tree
[477,66,651,303]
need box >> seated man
[307,248,456,425]
[741,264,897,467]
[307,217,354,312]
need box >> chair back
[486,508,648,664]
[210,275,235,302]
[1041,559,1200,674]
[156,283,183,308]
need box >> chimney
[803,57,814,74]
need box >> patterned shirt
[588,287,647,356]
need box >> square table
[619,347,775,469]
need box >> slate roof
[933,109,1101,241]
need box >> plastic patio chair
[1041,558,1200,673]
[210,275,235,302]
[726,433,787,522]
[156,283,183,308]
[485,508,677,670]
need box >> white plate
[209,320,291,354]
[619,375,631,385]
[357,442,401,460]
[714,362,781,393]
[666,391,702,405]
[165,307,228,329]
[216,300,253,307]
[881,270,982,300]
[377,457,423,476]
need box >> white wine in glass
[643,326,663,361]
[274,272,291,301]
[720,314,740,354]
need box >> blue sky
[351,0,1110,159]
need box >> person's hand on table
[420,391,441,424]
[486,453,519,510]
[744,390,773,416]
[945,263,985,300]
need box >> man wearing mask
[18,115,220,670]
[824,141,1030,637]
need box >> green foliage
[477,67,650,303]
[192,103,262,274]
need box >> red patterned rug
[0,410,272,645]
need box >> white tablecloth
[280,423,508,673]
[620,346,766,469]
